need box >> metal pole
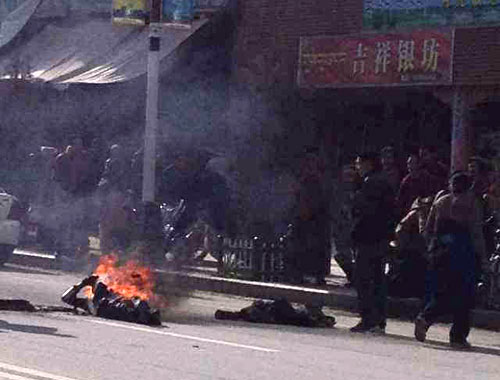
[451,86,468,173]
[142,0,162,203]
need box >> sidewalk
[9,247,500,331]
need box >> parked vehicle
[0,188,24,265]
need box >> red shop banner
[298,29,454,88]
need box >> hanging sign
[364,0,500,30]
[298,29,454,88]
[162,0,194,26]
[112,0,148,25]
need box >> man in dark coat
[350,152,395,333]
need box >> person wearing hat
[414,171,486,349]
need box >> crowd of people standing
[283,143,497,348]
[26,137,134,265]
[330,145,497,348]
[23,136,232,267]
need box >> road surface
[0,264,499,380]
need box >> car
[0,188,23,266]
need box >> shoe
[350,321,376,333]
[369,325,386,335]
[350,321,369,332]
[414,316,430,342]
[450,340,472,350]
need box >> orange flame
[84,254,155,301]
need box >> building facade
[233,0,500,172]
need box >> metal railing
[216,235,287,281]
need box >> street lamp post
[140,0,163,258]
[142,0,162,203]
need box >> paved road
[0,264,499,380]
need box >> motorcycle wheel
[0,244,15,266]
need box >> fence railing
[216,235,287,282]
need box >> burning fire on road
[62,254,162,326]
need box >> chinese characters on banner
[298,30,453,88]
[364,0,500,30]
[112,0,148,25]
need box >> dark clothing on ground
[215,298,336,328]
[61,276,161,326]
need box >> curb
[8,250,500,331]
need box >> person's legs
[285,221,305,284]
[450,305,472,346]
[449,275,474,347]
[333,245,354,284]
[415,270,451,342]
[352,244,380,331]
[372,242,387,328]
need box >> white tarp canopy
[0,0,41,49]
[0,0,213,83]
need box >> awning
[0,17,208,83]
[0,0,219,83]
[0,0,41,49]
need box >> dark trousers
[286,217,330,282]
[354,242,387,327]
[421,270,473,343]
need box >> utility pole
[142,0,162,203]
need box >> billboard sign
[298,29,454,88]
[163,0,194,25]
[364,0,500,30]
[112,0,148,25]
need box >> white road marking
[87,319,280,353]
[0,363,80,380]
[0,371,28,380]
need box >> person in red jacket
[396,153,436,219]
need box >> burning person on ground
[61,255,161,326]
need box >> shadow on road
[381,332,500,356]
[424,340,500,356]
[0,320,76,338]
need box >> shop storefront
[295,0,500,172]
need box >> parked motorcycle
[160,199,214,265]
